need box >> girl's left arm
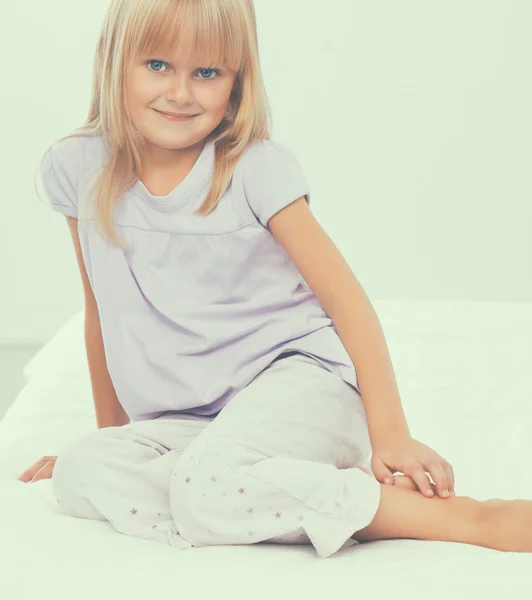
[267,197,410,444]
[267,198,455,499]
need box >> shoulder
[237,138,308,191]
[237,138,307,189]
[38,129,108,217]
[238,138,303,174]
[42,128,102,172]
[234,138,311,228]
[42,128,109,191]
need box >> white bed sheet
[1,299,532,599]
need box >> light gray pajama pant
[52,352,382,559]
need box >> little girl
[19,0,531,557]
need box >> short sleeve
[242,140,311,228]
[38,138,79,218]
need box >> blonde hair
[34,0,272,249]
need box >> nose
[165,72,195,105]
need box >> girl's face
[125,44,237,160]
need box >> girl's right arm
[18,217,131,482]
[66,216,130,429]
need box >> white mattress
[1,299,532,599]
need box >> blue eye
[147,60,167,72]
[146,61,220,79]
[197,68,220,79]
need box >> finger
[18,458,49,482]
[408,463,435,497]
[393,474,417,490]
[372,456,395,485]
[394,474,439,494]
[18,470,34,482]
[427,460,451,498]
[442,461,455,495]
[30,462,54,483]
[26,458,55,483]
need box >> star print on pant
[169,451,310,547]
[125,508,165,531]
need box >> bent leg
[52,416,211,547]
[353,478,486,547]
[169,353,382,559]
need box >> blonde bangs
[124,0,245,73]
[37,0,271,250]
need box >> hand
[370,434,455,499]
[18,456,58,483]
[393,474,438,494]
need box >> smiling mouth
[154,109,199,120]
[160,111,198,117]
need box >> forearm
[328,277,410,445]
[85,316,130,429]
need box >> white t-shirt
[39,130,361,422]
